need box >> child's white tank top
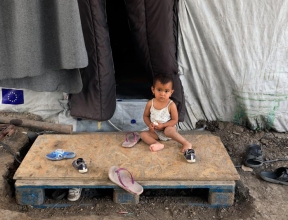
[150,99,173,124]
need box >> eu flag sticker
[2,88,24,105]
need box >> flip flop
[260,167,288,185]
[244,144,263,168]
[46,149,76,161]
[108,166,143,195]
[122,132,140,148]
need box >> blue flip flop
[46,149,76,161]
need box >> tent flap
[125,0,186,121]
[70,0,116,121]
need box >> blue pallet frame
[15,181,235,208]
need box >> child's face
[151,80,174,102]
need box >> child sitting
[140,73,196,163]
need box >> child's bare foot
[182,142,192,153]
[149,143,164,152]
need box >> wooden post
[16,187,45,205]
[0,116,73,134]
[113,188,139,204]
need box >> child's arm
[143,100,155,132]
[154,102,178,130]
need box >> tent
[1,0,288,132]
[69,0,186,122]
[177,0,288,132]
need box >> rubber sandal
[260,167,288,185]
[108,166,143,195]
[46,149,76,161]
[122,132,140,148]
[244,144,263,168]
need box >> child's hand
[149,123,155,132]
[154,122,164,130]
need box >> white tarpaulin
[178,0,288,131]
[0,87,64,121]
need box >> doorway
[106,0,152,99]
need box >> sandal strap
[276,167,288,181]
[115,168,134,188]
[125,132,138,143]
[54,149,64,158]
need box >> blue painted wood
[32,203,96,209]
[208,189,234,206]
[16,188,45,205]
[17,185,115,189]
[16,184,234,190]
[15,182,235,207]
[113,188,139,204]
[188,203,231,208]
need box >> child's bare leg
[140,131,164,152]
[164,127,192,152]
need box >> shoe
[72,158,88,173]
[184,149,196,163]
[244,144,263,168]
[67,188,82,201]
[260,167,288,185]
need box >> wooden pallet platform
[14,131,240,207]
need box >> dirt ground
[0,113,287,220]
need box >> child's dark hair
[153,73,174,88]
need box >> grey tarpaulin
[0,0,88,93]
[178,0,288,132]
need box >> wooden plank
[15,188,45,205]
[14,132,240,181]
[113,189,139,204]
[15,179,235,206]
[16,179,235,188]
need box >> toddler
[140,73,196,162]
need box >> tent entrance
[106,0,151,99]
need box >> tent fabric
[177,0,288,132]
[0,69,83,93]
[69,0,116,121]
[0,0,88,93]
[0,87,64,121]
[125,0,186,122]
[70,0,186,122]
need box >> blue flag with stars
[2,88,24,105]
